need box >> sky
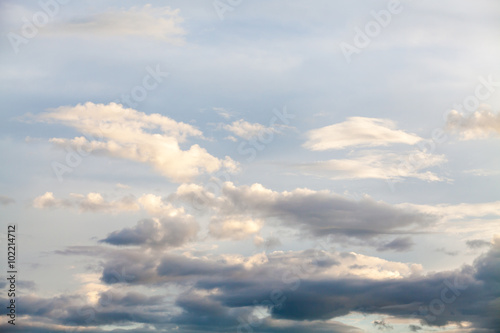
[0,1,500,332]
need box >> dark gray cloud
[44,237,500,332]
[101,216,199,248]
[373,319,393,330]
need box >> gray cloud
[176,182,436,251]
[376,237,414,252]
[101,216,199,249]
[0,195,15,206]
[22,236,500,332]
[466,239,491,249]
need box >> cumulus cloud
[222,119,278,140]
[35,102,238,182]
[101,217,198,249]
[46,5,186,44]
[303,117,422,151]
[297,149,447,181]
[446,109,500,140]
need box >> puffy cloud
[101,216,199,249]
[36,102,238,183]
[222,119,278,140]
[209,216,263,240]
[46,5,186,44]
[33,192,68,209]
[303,117,422,151]
[297,149,447,181]
[446,109,500,140]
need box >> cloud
[31,237,500,331]
[176,182,436,250]
[222,119,278,140]
[399,201,500,221]
[297,149,447,181]
[254,235,282,249]
[101,216,199,249]
[373,319,393,330]
[33,192,69,209]
[446,109,500,140]
[35,102,238,182]
[209,216,263,240]
[435,247,460,256]
[466,239,491,249]
[376,237,414,252]
[303,117,422,151]
[212,107,234,119]
[46,5,185,44]
[33,192,139,212]
[0,195,14,206]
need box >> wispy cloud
[304,117,422,151]
[297,149,447,181]
[46,5,186,43]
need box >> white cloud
[223,119,277,140]
[298,149,447,181]
[400,201,500,221]
[33,191,140,213]
[212,107,233,119]
[446,109,500,140]
[209,216,263,240]
[46,5,186,44]
[36,102,238,183]
[33,192,62,209]
[304,117,422,151]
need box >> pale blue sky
[1,1,500,332]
